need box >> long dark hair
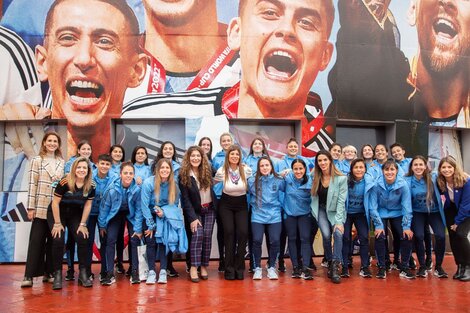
[291,158,308,185]
[179,146,212,190]
[406,155,434,208]
[254,156,279,208]
[249,137,268,156]
[75,140,93,162]
[109,144,125,162]
[131,146,149,165]
[152,141,177,174]
[311,150,343,196]
[198,137,213,161]
[348,158,366,189]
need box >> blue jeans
[86,214,107,275]
[412,212,446,267]
[317,207,343,262]
[375,217,412,268]
[284,214,312,268]
[342,213,369,268]
[251,222,282,268]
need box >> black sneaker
[390,261,401,271]
[409,257,417,270]
[65,268,75,281]
[291,267,302,279]
[218,261,225,272]
[416,267,428,278]
[359,267,372,278]
[278,262,286,273]
[42,273,54,283]
[130,270,140,284]
[425,258,433,272]
[116,263,125,274]
[101,273,116,286]
[341,266,350,278]
[434,266,448,278]
[307,259,317,271]
[167,266,179,277]
[321,257,328,268]
[125,268,132,276]
[376,267,387,279]
[385,259,391,272]
[301,267,313,280]
[399,269,416,279]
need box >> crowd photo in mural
[0,0,468,277]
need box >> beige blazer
[27,155,65,219]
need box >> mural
[0,0,468,261]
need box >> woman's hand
[51,224,64,239]
[374,228,384,238]
[27,209,35,221]
[190,219,202,233]
[156,209,164,218]
[136,177,143,185]
[77,225,89,239]
[333,224,344,234]
[144,229,154,238]
[100,228,107,237]
[450,224,458,231]
[403,229,413,240]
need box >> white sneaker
[157,269,167,284]
[253,267,262,280]
[146,270,156,285]
[267,267,278,280]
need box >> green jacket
[311,175,347,226]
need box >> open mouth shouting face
[229,0,334,117]
[416,0,470,74]
[36,0,142,128]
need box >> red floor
[1,256,469,313]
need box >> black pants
[24,218,53,277]
[445,203,470,265]
[219,193,248,275]
[47,209,88,271]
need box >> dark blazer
[179,176,218,224]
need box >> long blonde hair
[311,150,343,196]
[437,156,469,191]
[39,131,63,159]
[223,145,247,186]
[67,156,93,195]
[154,158,177,205]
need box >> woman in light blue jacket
[283,159,313,280]
[342,159,374,279]
[405,155,447,278]
[369,160,414,280]
[131,146,152,186]
[98,162,147,286]
[248,156,285,281]
[310,150,347,284]
[141,158,182,284]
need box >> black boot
[52,270,62,290]
[459,265,470,282]
[453,264,465,280]
[330,261,341,284]
[78,267,92,287]
[327,260,332,278]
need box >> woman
[330,143,349,175]
[342,159,374,279]
[142,159,186,284]
[212,132,234,272]
[131,146,152,185]
[21,132,65,288]
[311,150,347,284]
[437,156,470,281]
[198,137,213,162]
[248,156,285,280]
[109,145,125,177]
[282,159,314,280]
[98,162,145,285]
[108,144,127,274]
[179,146,217,282]
[405,156,447,278]
[244,137,269,174]
[361,144,375,167]
[369,160,414,280]
[150,141,181,276]
[48,157,95,290]
[214,145,252,280]
[63,140,96,281]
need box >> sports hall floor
[1,256,468,313]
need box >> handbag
[137,240,149,281]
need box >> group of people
[20,131,470,290]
